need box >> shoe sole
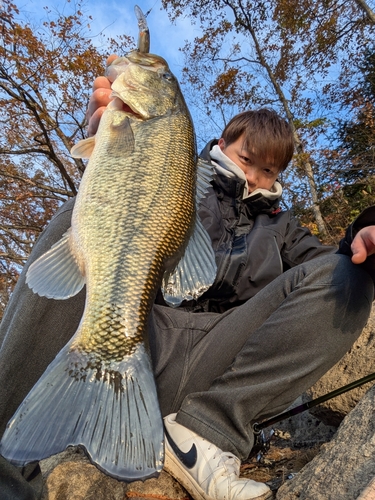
[164,448,274,500]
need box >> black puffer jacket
[177,140,375,313]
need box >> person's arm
[281,214,336,269]
[281,208,375,281]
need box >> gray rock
[357,477,375,500]
[276,385,375,500]
[263,396,338,448]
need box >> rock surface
[276,385,375,499]
[41,448,189,500]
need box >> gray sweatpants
[0,198,373,461]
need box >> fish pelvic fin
[162,158,217,307]
[0,342,164,482]
[26,228,85,299]
[70,136,96,159]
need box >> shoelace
[213,449,241,477]
[204,439,241,477]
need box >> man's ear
[218,138,226,151]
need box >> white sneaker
[164,413,273,500]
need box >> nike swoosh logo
[164,426,197,469]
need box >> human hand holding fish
[86,54,118,137]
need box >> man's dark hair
[221,109,295,171]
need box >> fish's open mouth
[122,102,134,114]
[108,96,142,119]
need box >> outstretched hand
[351,226,375,264]
[86,54,118,136]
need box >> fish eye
[159,70,174,82]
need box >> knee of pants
[302,253,372,295]
[316,253,373,332]
[330,254,373,297]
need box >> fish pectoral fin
[196,157,215,206]
[0,342,164,482]
[111,115,135,154]
[70,136,96,159]
[26,228,85,299]
[162,157,217,307]
[162,214,217,307]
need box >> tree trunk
[354,0,375,23]
[294,134,328,237]
[231,4,328,236]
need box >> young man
[1,66,375,500]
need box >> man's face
[219,135,280,193]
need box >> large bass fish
[0,50,216,481]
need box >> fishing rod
[253,370,375,434]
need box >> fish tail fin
[0,341,164,481]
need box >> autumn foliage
[0,1,133,316]
[163,0,375,240]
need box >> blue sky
[21,0,196,83]
[17,0,217,143]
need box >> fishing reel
[250,424,276,462]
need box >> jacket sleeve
[281,215,336,270]
[282,206,375,283]
[338,205,375,282]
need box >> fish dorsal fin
[71,136,96,159]
[26,228,85,299]
[162,158,217,307]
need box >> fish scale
[70,110,194,358]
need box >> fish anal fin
[0,343,163,481]
[26,228,85,300]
